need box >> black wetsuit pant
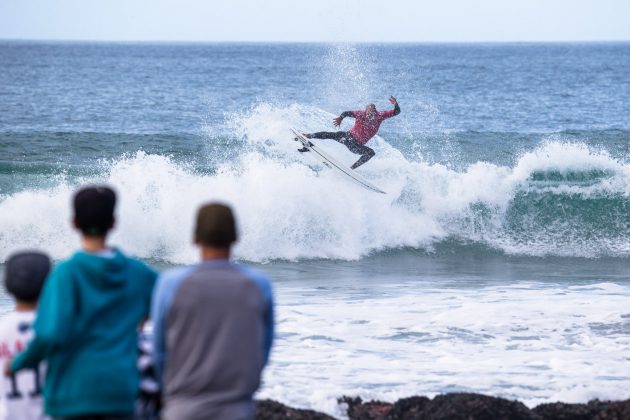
[310,131,375,169]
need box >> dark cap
[73,186,116,236]
[195,203,238,248]
[5,251,51,302]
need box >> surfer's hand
[333,116,343,127]
[389,96,398,105]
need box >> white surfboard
[290,128,386,194]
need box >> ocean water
[1,41,630,416]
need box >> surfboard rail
[290,128,386,194]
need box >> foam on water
[259,280,630,417]
[3,104,630,263]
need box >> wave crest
[2,105,630,263]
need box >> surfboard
[290,128,386,194]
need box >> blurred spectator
[152,203,274,420]
[6,186,157,420]
[0,251,50,420]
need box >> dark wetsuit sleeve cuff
[393,103,401,115]
[340,111,354,118]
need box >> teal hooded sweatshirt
[11,249,157,417]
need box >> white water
[2,104,630,418]
[2,104,630,263]
[260,279,630,417]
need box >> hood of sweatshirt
[71,248,129,289]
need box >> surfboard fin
[294,137,314,146]
[297,147,310,153]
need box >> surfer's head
[195,203,238,252]
[366,103,377,118]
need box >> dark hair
[5,251,51,303]
[195,203,238,248]
[73,186,116,236]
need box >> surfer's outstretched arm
[333,111,354,127]
[379,96,400,120]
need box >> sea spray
[319,43,376,111]
[2,104,630,263]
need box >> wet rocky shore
[255,393,630,419]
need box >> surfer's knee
[365,148,375,158]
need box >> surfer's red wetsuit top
[307,101,399,169]
[348,108,398,144]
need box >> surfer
[301,96,400,169]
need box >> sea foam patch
[258,280,630,417]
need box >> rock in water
[415,393,534,420]
[532,400,610,420]
[255,399,336,420]
[339,396,394,420]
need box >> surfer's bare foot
[302,133,313,139]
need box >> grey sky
[1,0,629,43]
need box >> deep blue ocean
[1,41,629,415]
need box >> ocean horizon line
[1,38,630,46]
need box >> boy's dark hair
[73,186,116,236]
[195,203,238,248]
[4,251,51,303]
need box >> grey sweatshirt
[151,260,274,420]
